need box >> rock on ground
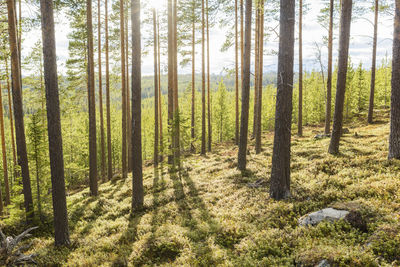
[299,208,350,226]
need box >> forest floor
[5,109,400,266]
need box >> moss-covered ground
[3,109,400,266]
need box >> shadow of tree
[168,167,223,265]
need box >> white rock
[299,208,349,226]
[316,259,330,267]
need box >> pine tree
[87,0,98,195]
[368,0,379,124]
[328,0,353,155]
[270,0,295,200]
[153,8,159,167]
[120,0,128,178]
[105,0,113,181]
[0,82,10,206]
[237,0,252,171]
[131,0,144,211]
[98,0,106,180]
[6,0,34,223]
[389,0,400,160]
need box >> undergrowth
[2,109,400,266]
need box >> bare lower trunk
[270,0,295,200]
[389,1,400,159]
[368,0,379,124]
[153,9,159,167]
[325,0,334,134]
[235,0,239,145]
[191,3,196,153]
[120,0,127,178]
[253,6,260,140]
[98,0,106,180]
[105,0,113,180]
[87,0,98,196]
[5,59,17,186]
[255,1,264,154]
[131,0,144,211]
[201,0,206,155]
[206,0,211,152]
[7,0,34,222]
[237,0,252,171]
[328,0,352,155]
[298,0,303,136]
[0,84,10,206]
[157,15,163,161]
[168,0,174,164]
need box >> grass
[3,108,400,266]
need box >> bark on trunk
[157,15,163,161]
[5,59,17,185]
[6,0,34,222]
[237,0,252,171]
[269,0,295,200]
[153,9,159,167]
[206,0,211,152]
[368,0,379,124]
[298,0,303,136]
[253,5,260,140]
[191,2,196,153]
[105,0,113,180]
[131,0,144,210]
[325,0,334,134]
[87,0,98,196]
[98,0,106,180]
[255,0,264,154]
[0,83,10,206]
[40,0,70,245]
[235,0,239,145]
[120,0,127,178]
[168,0,174,163]
[328,0,353,155]
[201,0,206,155]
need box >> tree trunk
[253,4,260,139]
[6,0,34,222]
[98,0,106,180]
[241,0,244,90]
[120,0,127,178]
[191,1,196,153]
[153,9,159,167]
[270,0,295,200]
[105,0,113,181]
[235,0,239,145]
[368,0,379,124]
[0,83,10,206]
[201,0,206,155]
[131,0,144,211]
[126,4,132,173]
[168,0,174,164]
[237,0,252,171]
[325,0,334,134]
[173,0,180,166]
[206,0,211,152]
[5,58,17,186]
[39,0,70,246]
[87,0,98,196]
[328,0,352,155]
[157,15,163,161]
[255,0,264,154]
[389,1,400,159]
[298,0,303,136]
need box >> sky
[22,0,394,77]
